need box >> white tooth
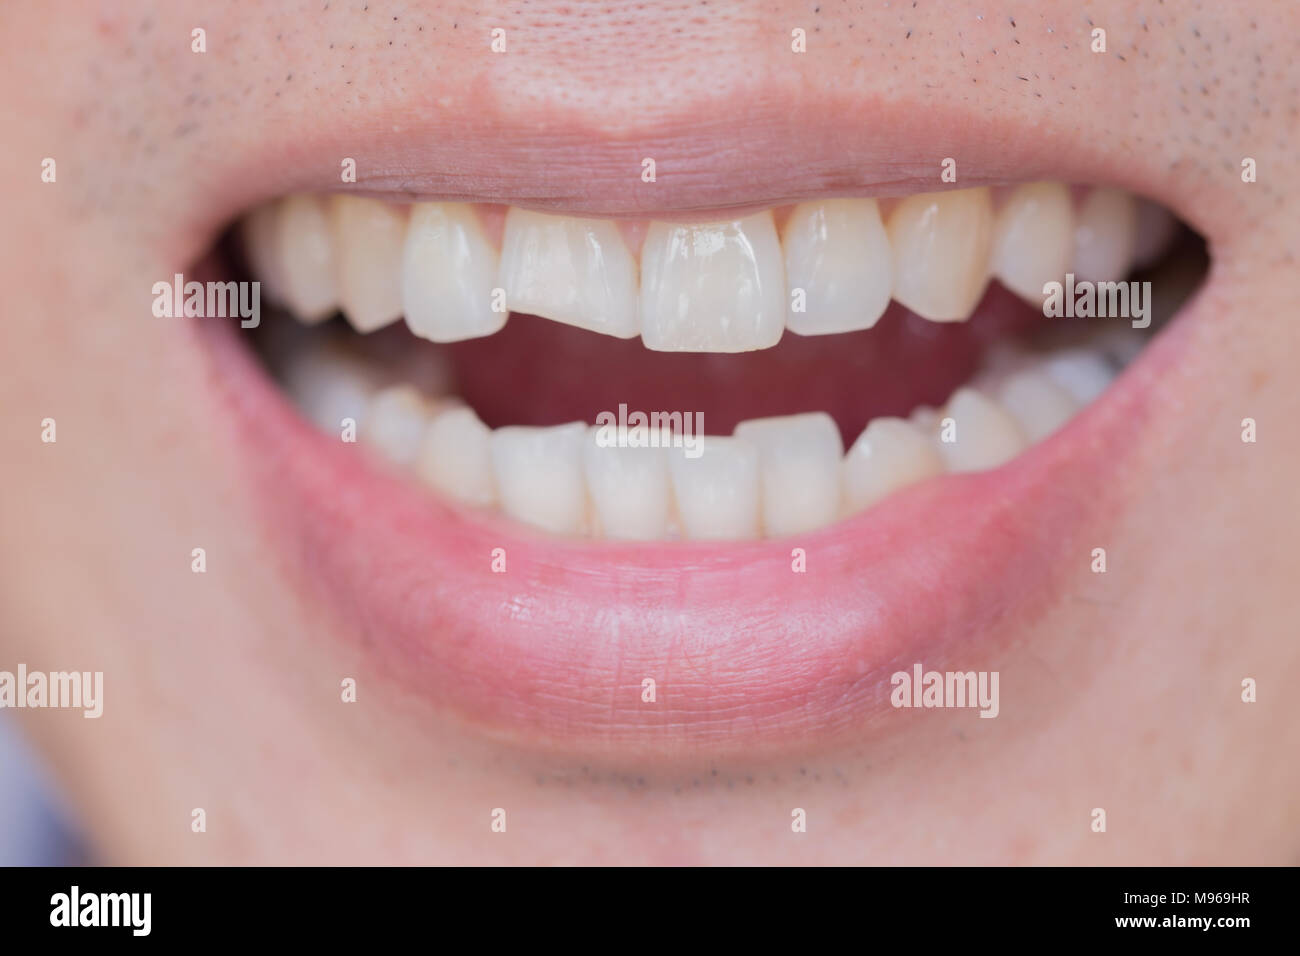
[329,195,407,332]
[1132,199,1178,270]
[640,212,785,352]
[402,203,505,342]
[242,202,288,304]
[887,187,993,321]
[1040,348,1117,404]
[782,199,893,335]
[989,182,1073,303]
[995,369,1080,442]
[415,406,497,508]
[1071,187,1138,283]
[842,417,945,513]
[732,413,843,536]
[276,194,340,322]
[909,404,941,437]
[667,436,760,540]
[280,342,386,433]
[363,384,434,466]
[498,209,639,338]
[490,422,589,535]
[936,387,1026,472]
[582,427,671,540]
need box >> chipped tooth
[498,209,639,338]
[490,422,589,535]
[887,187,993,321]
[640,212,785,352]
[996,369,1080,442]
[276,194,340,322]
[782,199,893,335]
[415,405,497,508]
[1040,348,1117,404]
[582,427,672,540]
[732,413,843,536]
[242,202,288,305]
[402,203,505,343]
[1071,187,1138,283]
[843,417,945,513]
[936,388,1026,472]
[363,384,434,466]
[989,182,1073,303]
[667,436,761,540]
[280,342,387,433]
[329,195,407,333]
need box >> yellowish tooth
[329,195,407,332]
[732,413,843,536]
[936,388,1026,472]
[582,428,672,540]
[415,406,497,508]
[242,202,288,304]
[782,199,893,335]
[1071,187,1138,283]
[996,369,1079,442]
[274,194,340,323]
[363,384,434,466]
[887,187,993,321]
[490,423,589,535]
[402,203,505,343]
[842,418,945,513]
[989,183,1073,303]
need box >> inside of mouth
[225,188,1206,542]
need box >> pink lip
[198,281,1201,761]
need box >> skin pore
[1,0,1298,864]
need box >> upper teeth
[242,183,1152,353]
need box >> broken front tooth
[887,187,993,321]
[936,387,1026,473]
[732,413,843,536]
[402,203,505,343]
[329,195,407,333]
[582,428,672,540]
[782,199,893,335]
[989,182,1073,303]
[668,436,761,540]
[498,209,639,338]
[1071,187,1138,283]
[276,194,340,322]
[1039,348,1117,404]
[415,405,497,508]
[490,422,589,535]
[842,417,945,513]
[640,212,785,352]
[996,369,1080,442]
[363,384,435,466]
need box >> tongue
[412,282,1040,445]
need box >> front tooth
[936,387,1026,472]
[498,209,639,338]
[363,384,434,466]
[402,203,505,343]
[329,195,407,332]
[415,405,497,508]
[640,212,785,352]
[989,182,1073,303]
[732,413,843,536]
[887,187,993,321]
[667,436,760,540]
[276,194,340,322]
[582,428,671,540]
[1040,348,1117,404]
[842,417,945,513]
[1071,187,1138,282]
[280,342,388,433]
[490,422,589,535]
[782,199,893,335]
[996,369,1079,442]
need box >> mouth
[203,174,1206,760]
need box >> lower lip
[198,298,1195,762]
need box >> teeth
[995,369,1080,442]
[498,209,640,338]
[280,342,386,432]
[1040,348,1117,404]
[415,405,497,508]
[640,212,785,352]
[582,428,672,540]
[843,417,945,513]
[887,187,993,321]
[1071,187,1138,283]
[782,199,893,335]
[241,202,288,305]
[490,423,589,535]
[402,203,505,343]
[276,194,340,322]
[936,387,1026,473]
[989,182,1073,303]
[363,384,435,466]
[732,413,843,536]
[667,436,761,540]
[329,195,407,333]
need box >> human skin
[0,0,1297,864]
